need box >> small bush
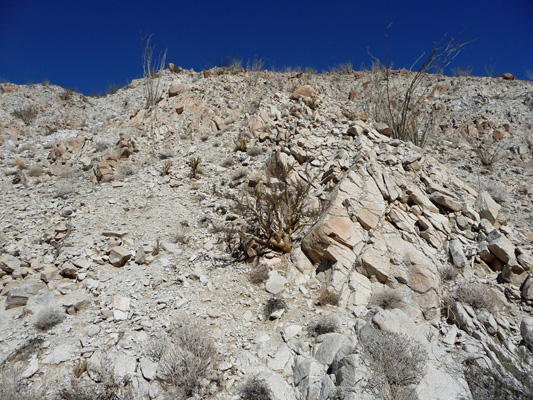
[154,321,218,399]
[369,288,405,310]
[247,146,263,156]
[188,156,202,179]
[454,282,498,312]
[0,365,45,400]
[34,307,66,331]
[240,376,272,400]
[317,288,340,306]
[308,315,339,337]
[438,265,459,282]
[140,33,167,108]
[361,329,428,400]
[234,134,249,152]
[13,157,26,169]
[263,297,287,319]
[27,166,44,177]
[161,160,172,175]
[12,106,38,125]
[249,264,269,284]
[451,65,473,76]
[467,136,508,167]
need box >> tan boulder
[169,84,188,97]
[291,85,316,100]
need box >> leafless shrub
[308,315,339,337]
[317,288,340,306]
[234,134,249,152]
[59,358,133,400]
[173,223,191,244]
[115,164,134,180]
[161,160,172,175]
[370,288,405,310]
[367,25,472,147]
[467,136,509,167]
[438,265,459,282]
[240,376,272,400]
[361,329,428,400]
[12,106,38,125]
[140,33,167,108]
[229,152,319,253]
[485,182,508,204]
[6,337,44,364]
[525,69,533,81]
[263,297,287,319]
[454,282,499,312]
[249,264,269,284]
[0,365,46,400]
[34,307,66,331]
[451,65,473,76]
[155,321,218,399]
[59,88,74,101]
[188,156,202,179]
[221,157,234,168]
[231,167,247,182]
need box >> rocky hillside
[0,66,532,400]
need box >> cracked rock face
[0,68,532,399]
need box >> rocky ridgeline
[0,67,532,399]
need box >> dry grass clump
[234,134,249,152]
[188,156,202,179]
[308,315,339,337]
[149,320,218,399]
[317,288,340,306]
[161,160,173,175]
[247,146,263,156]
[239,376,272,400]
[369,288,405,310]
[467,136,509,167]
[454,282,499,312]
[231,167,247,183]
[34,307,66,331]
[12,105,38,125]
[221,157,234,168]
[263,297,287,319]
[361,329,428,400]
[485,182,508,204]
[438,265,459,282]
[173,223,191,244]
[249,264,269,284]
[0,365,46,400]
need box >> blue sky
[1,0,531,94]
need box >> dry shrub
[369,288,405,310]
[308,315,339,337]
[161,160,172,175]
[188,156,202,179]
[361,329,428,400]
[467,136,509,167]
[317,288,340,306]
[153,320,218,399]
[221,157,234,168]
[12,106,38,125]
[34,307,66,331]
[173,223,191,244]
[454,282,499,312]
[263,297,287,319]
[438,265,459,282]
[247,146,263,156]
[0,365,46,400]
[231,167,247,182]
[240,376,272,400]
[229,151,319,253]
[234,134,249,152]
[249,264,269,284]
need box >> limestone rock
[449,239,468,268]
[109,246,131,267]
[291,85,316,100]
[0,254,21,273]
[521,317,533,350]
[5,279,46,309]
[475,191,501,224]
[265,271,288,295]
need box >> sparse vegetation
[248,263,269,284]
[151,320,218,399]
[162,160,173,175]
[308,315,339,337]
[317,287,340,306]
[361,329,428,400]
[188,156,202,179]
[12,105,38,125]
[263,297,287,319]
[467,135,509,167]
[34,307,66,331]
[454,282,499,312]
[229,152,319,253]
[234,134,249,152]
[452,65,473,77]
[370,288,405,310]
[0,365,45,400]
[367,25,472,147]
[239,376,272,400]
[140,33,167,108]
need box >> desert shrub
[140,33,167,108]
[369,288,405,310]
[34,307,66,331]
[247,146,263,156]
[239,376,272,400]
[234,134,249,152]
[188,156,202,179]
[13,157,26,169]
[525,69,533,81]
[249,264,269,284]
[308,315,339,337]
[161,160,172,175]
[438,264,459,282]
[231,167,247,182]
[221,157,234,168]
[229,152,319,253]
[0,365,46,400]
[454,282,498,312]
[467,135,509,167]
[451,66,473,77]
[367,25,471,147]
[59,88,74,101]
[12,105,38,125]
[317,288,340,306]
[153,321,218,399]
[263,297,287,319]
[173,223,191,244]
[27,166,44,177]
[485,182,508,204]
[59,358,133,400]
[361,329,428,400]
[106,84,119,95]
